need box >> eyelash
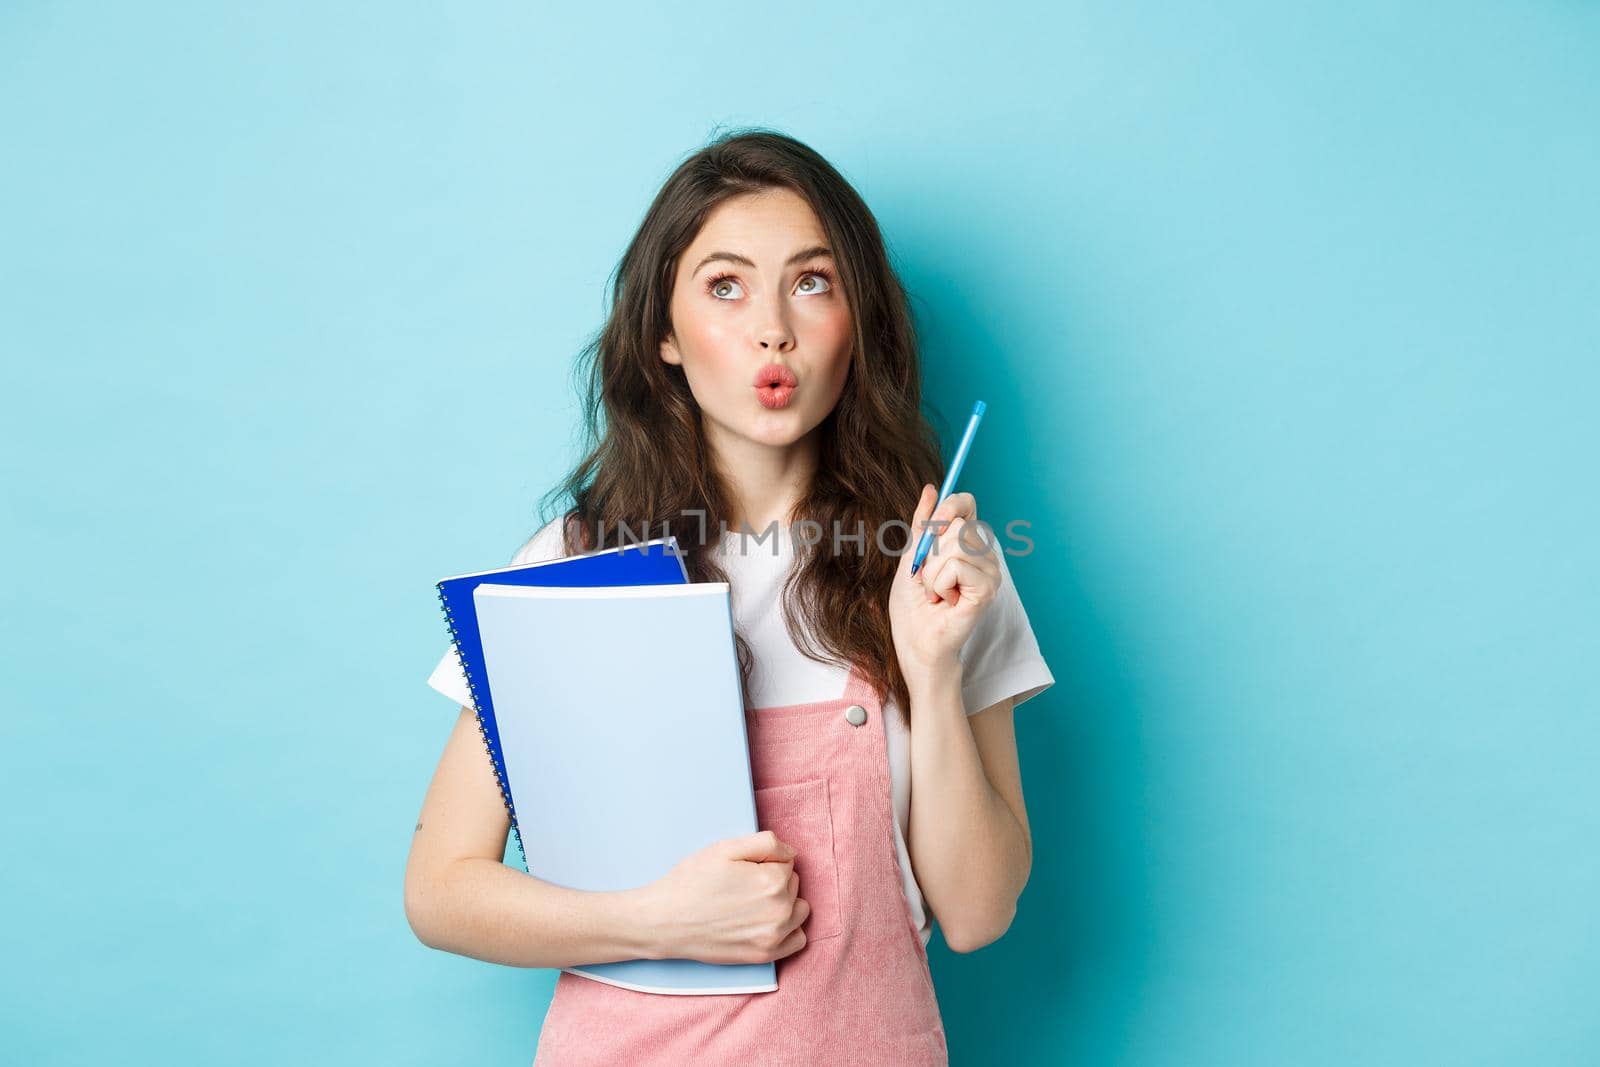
[703,265,836,299]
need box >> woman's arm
[890,486,1035,952]
[904,663,1033,954]
[403,707,665,968]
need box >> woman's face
[660,187,853,459]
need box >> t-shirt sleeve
[958,540,1055,716]
[425,517,571,709]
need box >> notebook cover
[435,536,689,868]
[472,581,775,995]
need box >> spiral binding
[436,583,529,869]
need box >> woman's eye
[706,271,831,300]
[796,271,832,295]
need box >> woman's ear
[659,332,682,366]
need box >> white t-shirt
[426,518,1055,947]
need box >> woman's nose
[757,322,793,351]
[754,288,795,350]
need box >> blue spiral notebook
[435,536,690,868]
[473,580,774,995]
[436,536,777,995]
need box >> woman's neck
[708,423,820,536]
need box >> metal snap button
[844,704,868,726]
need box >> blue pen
[909,400,986,577]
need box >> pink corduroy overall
[531,663,949,1066]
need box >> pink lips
[753,362,799,409]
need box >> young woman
[405,129,1054,1065]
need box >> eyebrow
[691,244,834,276]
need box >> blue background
[4,3,1596,1064]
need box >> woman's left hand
[888,484,1002,678]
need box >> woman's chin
[701,402,821,452]
[746,413,816,448]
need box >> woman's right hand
[640,829,811,964]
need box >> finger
[902,484,938,577]
[934,515,973,565]
[931,555,965,602]
[941,517,999,583]
[923,551,978,605]
[787,895,811,933]
[932,556,990,606]
[919,549,953,601]
[914,492,982,580]
[774,919,809,959]
[952,516,998,560]
[727,830,795,863]
[766,862,795,894]
[929,490,978,526]
[921,518,985,595]
[913,483,937,533]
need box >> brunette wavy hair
[535,127,944,723]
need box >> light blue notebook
[472,581,776,995]
[435,536,688,870]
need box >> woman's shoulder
[508,514,576,566]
